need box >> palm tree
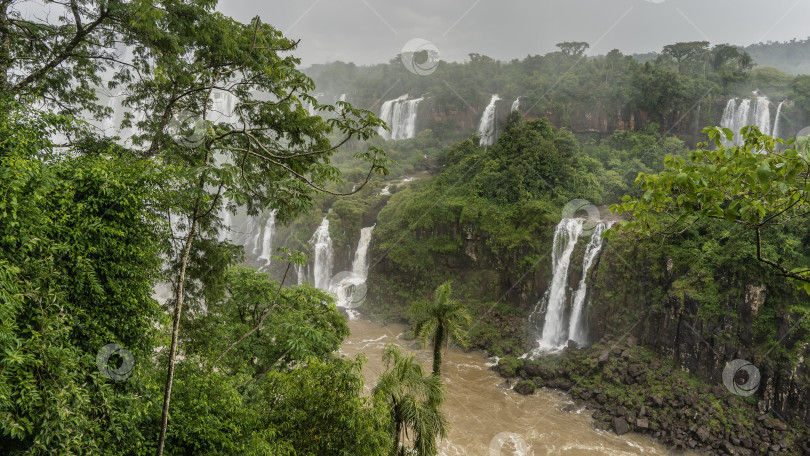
[373,345,447,456]
[408,281,471,376]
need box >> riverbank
[496,340,810,455]
[341,317,691,455]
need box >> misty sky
[217,0,810,67]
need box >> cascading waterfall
[511,96,520,112]
[772,100,786,139]
[102,96,117,132]
[329,225,375,314]
[378,95,423,140]
[720,98,738,146]
[338,94,346,102]
[257,210,278,263]
[734,99,752,144]
[567,221,613,346]
[296,264,305,286]
[754,96,771,136]
[531,218,613,353]
[721,98,774,146]
[309,217,333,289]
[478,95,500,147]
[535,218,584,351]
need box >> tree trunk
[432,323,444,377]
[0,2,10,92]
[393,398,402,456]
[155,206,200,456]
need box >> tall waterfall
[329,225,375,315]
[531,218,613,353]
[567,221,613,346]
[309,217,333,289]
[511,96,520,112]
[535,218,584,351]
[720,97,772,145]
[772,100,786,139]
[257,210,278,263]
[754,97,771,136]
[478,95,500,147]
[378,95,422,140]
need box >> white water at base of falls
[329,225,375,318]
[511,97,520,112]
[567,221,614,346]
[478,95,500,146]
[378,95,422,140]
[535,218,584,351]
[310,217,333,289]
[257,210,277,264]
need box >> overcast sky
[217,0,810,67]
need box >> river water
[341,318,695,456]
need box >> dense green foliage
[0,101,166,454]
[611,126,810,293]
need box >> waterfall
[338,94,346,102]
[309,217,333,289]
[102,96,117,133]
[567,221,613,346]
[377,95,422,140]
[296,264,305,285]
[720,98,737,146]
[478,95,500,147]
[734,99,752,144]
[772,101,786,139]
[219,199,232,242]
[329,225,375,314]
[511,97,520,112]
[210,89,236,124]
[753,96,771,136]
[535,218,584,351]
[257,210,278,263]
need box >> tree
[0,101,167,455]
[662,41,710,72]
[372,345,447,456]
[556,41,589,57]
[609,126,810,293]
[408,281,471,376]
[110,12,389,454]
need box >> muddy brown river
[341,318,697,456]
